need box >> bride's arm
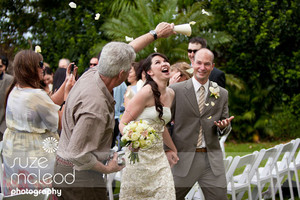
[163,127,179,167]
[162,128,177,153]
[119,85,153,135]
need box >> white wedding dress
[119,106,176,200]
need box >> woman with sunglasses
[2,50,76,196]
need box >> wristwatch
[149,30,157,40]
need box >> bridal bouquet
[120,120,158,164]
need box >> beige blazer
[169,79,230,177]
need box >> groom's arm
[214,91,234,136]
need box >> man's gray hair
[97,42,136,77]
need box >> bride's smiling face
[147,55,171,80]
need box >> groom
[167,48,234,200]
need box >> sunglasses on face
[39,61,44,69]
[90,63,97,66]
[0,65,4,68]
[187,49,199,54]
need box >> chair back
[275,142,294,171]
[224,156,233,173]
[257,146,281,177]
[226,152,257,185]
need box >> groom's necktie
[197,86,205,147]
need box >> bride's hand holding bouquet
[120,120,159,164]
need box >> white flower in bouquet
[121,120,159,164]
[131,132,140,141]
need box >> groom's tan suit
[169,78,230,200]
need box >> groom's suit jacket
[169,79,230,177]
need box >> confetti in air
[201,9,210,16]
[125,36,134,42]
[95,13,100,20]
[69,2,77,8]
[34,45,41,53]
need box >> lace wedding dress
[119,106,176,200]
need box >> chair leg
[257,181,263,200]
[287,171,295,200]
[248,184,252,200]
[270,177,276,200]
[251,185,259,200]
[275,175,284,200]
[291,166,300,199]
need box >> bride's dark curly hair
[141,52,169,124]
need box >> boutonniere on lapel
[209,82,220,99]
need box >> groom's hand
[214,116,234,130]
[166,150,179,168]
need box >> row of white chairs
[186,138,300,200]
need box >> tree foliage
[0,0,111,74]
[210,0,300,140]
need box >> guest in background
[187,37,226,88]
[2,50,75,195]
[0,55,13,141]
[135,59,146,92]
[168,61,193,136]
[83,57,99,74]
[52,58,70,93]
[124,62,139,107]
[169,62,193,85]
[43,65,54,95]
[112,82,127,150]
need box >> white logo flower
[42,137,58,153]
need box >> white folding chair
[224,156,233,173]
[106,149,125,200]
[250,146,282,200]
[271,141,296,200]
[219,128,231,158]
[185,182,204,200]
[289,138,300,198]
[226,152,257,200]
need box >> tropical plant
[101,0,231,63]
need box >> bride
[119,53,179,200]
